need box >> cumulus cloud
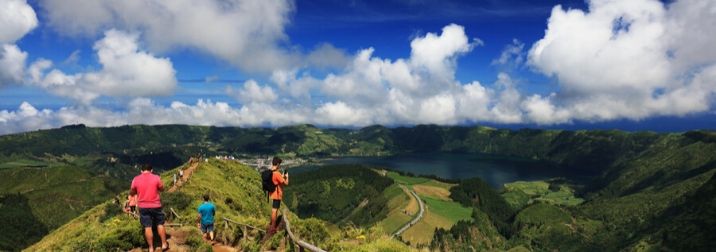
[0,0,38,44]
[527,0,716,121]
[269,23,524,125]
[0,0,37,87]
[0,99,312,135]
[0,44,28,86]
[38,0,344,73]
[2,24,524,133]
[226,80,278,104]
[31,30,177,104]
[4,0,716,135]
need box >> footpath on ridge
[131,158,324,252]
[167,158,199,193]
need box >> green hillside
[2,124,716,250]
[430,131,716,251]
[26,159,410,251]
[0,155,136,251]
[284,165,394,226]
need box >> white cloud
[32,30,177,104]
[305,43,351,70]
[0,0,38,43]
[0,0,36,87]
[410,24,474,81]
[226,80,278,104]
[0,44,28,86]
[315,101,371,126]
[0,99,312,135]
[527,0,716,122]
[4,1,716,135]
[272,24,523,126]
[492,39,525,67]
[38,0,323,73]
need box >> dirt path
[392,187,425,237]
[168,160,199,193]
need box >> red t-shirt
[271,171,286,200]
[130,172,164,208]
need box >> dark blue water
[292,153,588,188]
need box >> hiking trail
[168,159,199,193]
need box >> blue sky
[0,0,714,134]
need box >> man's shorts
[272,199,281,209]
[201,223,214,233]
[139,207,165,228]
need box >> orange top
[270,171,286,200]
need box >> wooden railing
[221,217,266,245]
[281,208,327,252]
[222,217,266,233]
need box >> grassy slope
[25,159,269,251]
[376,184,413,234]
[6,125,716,251]
[27,159,411,251]
[384,171,472,246]
[502,181,584,209]
[0,155,134,251]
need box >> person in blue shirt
[196,194,216,241]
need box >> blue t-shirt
[198,202,216,224]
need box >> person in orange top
[127,194,138,215]
[269,157,288,234]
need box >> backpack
[261,169,276,197]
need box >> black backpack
[261,169,276,197]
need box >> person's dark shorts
[201,223,214,233]
[129,206,136,212]
[139,207,165,227]
[272,199,281,209]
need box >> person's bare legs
[143,227,155,252]
[270,208,279,233]
[157,224,168,250]
[209,231,215,241]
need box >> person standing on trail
[197,194,216,241]
[128,193,138,215]
[130,164,168,252]
[268,157,288,234]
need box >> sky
[1,0,715,134]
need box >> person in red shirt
[130,164,168,252]
[269,157,288,234]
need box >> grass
[400,210,445,245]
[412,184,451,201]
[386,171,430,185]
[0,155,135,250]
[0,159,49,169]
[400,195,472,246]
[27,159,407,251]
[502,180,584,209]
[26,159,270,251]
[376,184,413,234]
[421,196,472,224]
[382,171,471,246]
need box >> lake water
[292,153,590,188]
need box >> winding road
[392,187,425,237]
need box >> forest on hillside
[1,124,715,251]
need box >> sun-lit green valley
[0,124,714,251]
